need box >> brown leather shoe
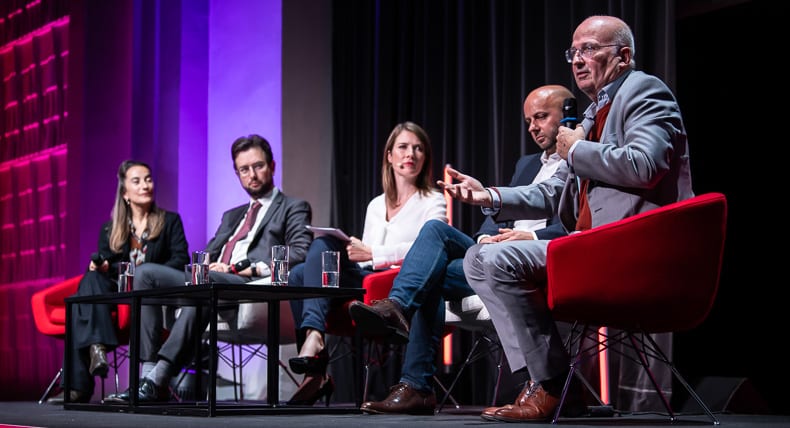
[489,381,559,422]
[481,380,536,421]
[46,389,91,405]
[360,382,435,415]
[89,344,109,377]
[348,298,409,344]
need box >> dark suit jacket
[475,153,565,240]
[204,190,313,272]
[97,210,189,278]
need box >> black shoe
[137,378,170,403]
[287,375,335,406]
[104,387,131,403]
[288,348,329,375]
[349,298,409,344]
[47,389,91,405]
[89,344,109,378]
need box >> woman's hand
[89,260,109,272]
[346,237,372,263]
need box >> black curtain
[329,0,678,409]
[331,0,675,236]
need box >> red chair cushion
[546,193,727,333]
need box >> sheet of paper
[306,225,351,242]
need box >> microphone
[561,98,577,129]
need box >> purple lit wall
[201,0,283,249]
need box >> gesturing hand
[436,166,492,207]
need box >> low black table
[63,283,365,416]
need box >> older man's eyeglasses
[565,44,620,63]
[236,162,267,176]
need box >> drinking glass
[321,251,340,288]
[270,245,289,286]
[191,251,210,285]
[118,261,135,292]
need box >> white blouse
[361,189,447,269]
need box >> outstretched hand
[437,166,493,207]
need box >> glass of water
[118,261,135,292]
[270,245,289,286]
[321,250,340,288]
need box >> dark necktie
[220,201,262,265]
[575,102,611,231]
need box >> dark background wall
[0,0,780,414]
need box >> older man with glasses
[439,15,694,422]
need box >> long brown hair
[381,121,434,207]
[108,160,165,252]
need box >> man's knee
[134,263,158,290]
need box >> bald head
[523,85,574,155]
[526,85,574,111]
[574,15,636,65]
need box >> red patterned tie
[575,102,611,231]
[220,201,262,265]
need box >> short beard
[246,182,273,200]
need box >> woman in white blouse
[286,121,447,406]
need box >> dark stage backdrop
[0,0,780,414]
[329,0,678,411]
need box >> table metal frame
[63,283,365,416]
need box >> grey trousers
[462,240,569,383]
[133,263,245,370]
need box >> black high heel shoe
[286,374,335,406]
[288,348,329,375]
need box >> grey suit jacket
[494,70,694,232]
[204,189,313,271]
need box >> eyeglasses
[565,44,620,63]
[236,162,267,176]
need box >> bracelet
[229,263,237,274]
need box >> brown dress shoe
[489,381,559,422]
[360,382,436,415]
[480,380,536,421]
[89,344,109,377]
[348,298,410,343]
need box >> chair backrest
[31,274,83,337]
[31,273,132,343]
[546,192,727,333]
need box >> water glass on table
[118,261,135,292]
[321,250,340,288]
[270,245,289,286]
[190,251,210,285]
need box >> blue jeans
[387,219,476,392]
[289,236,371,334]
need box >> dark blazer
[475,153,565,240]
[204,190,313,269]
[97,210,189,278]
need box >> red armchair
[31,274,131,403]
[546,192,727,424]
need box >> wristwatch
[251,263,258,277]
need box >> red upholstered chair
[31,274,131,403]
[546,192,727,424]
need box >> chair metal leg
[437,331,503,413]
[433,375,460,410]
[38,367,62,404]
[639,333,720,425]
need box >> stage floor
[1,401,789,427]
